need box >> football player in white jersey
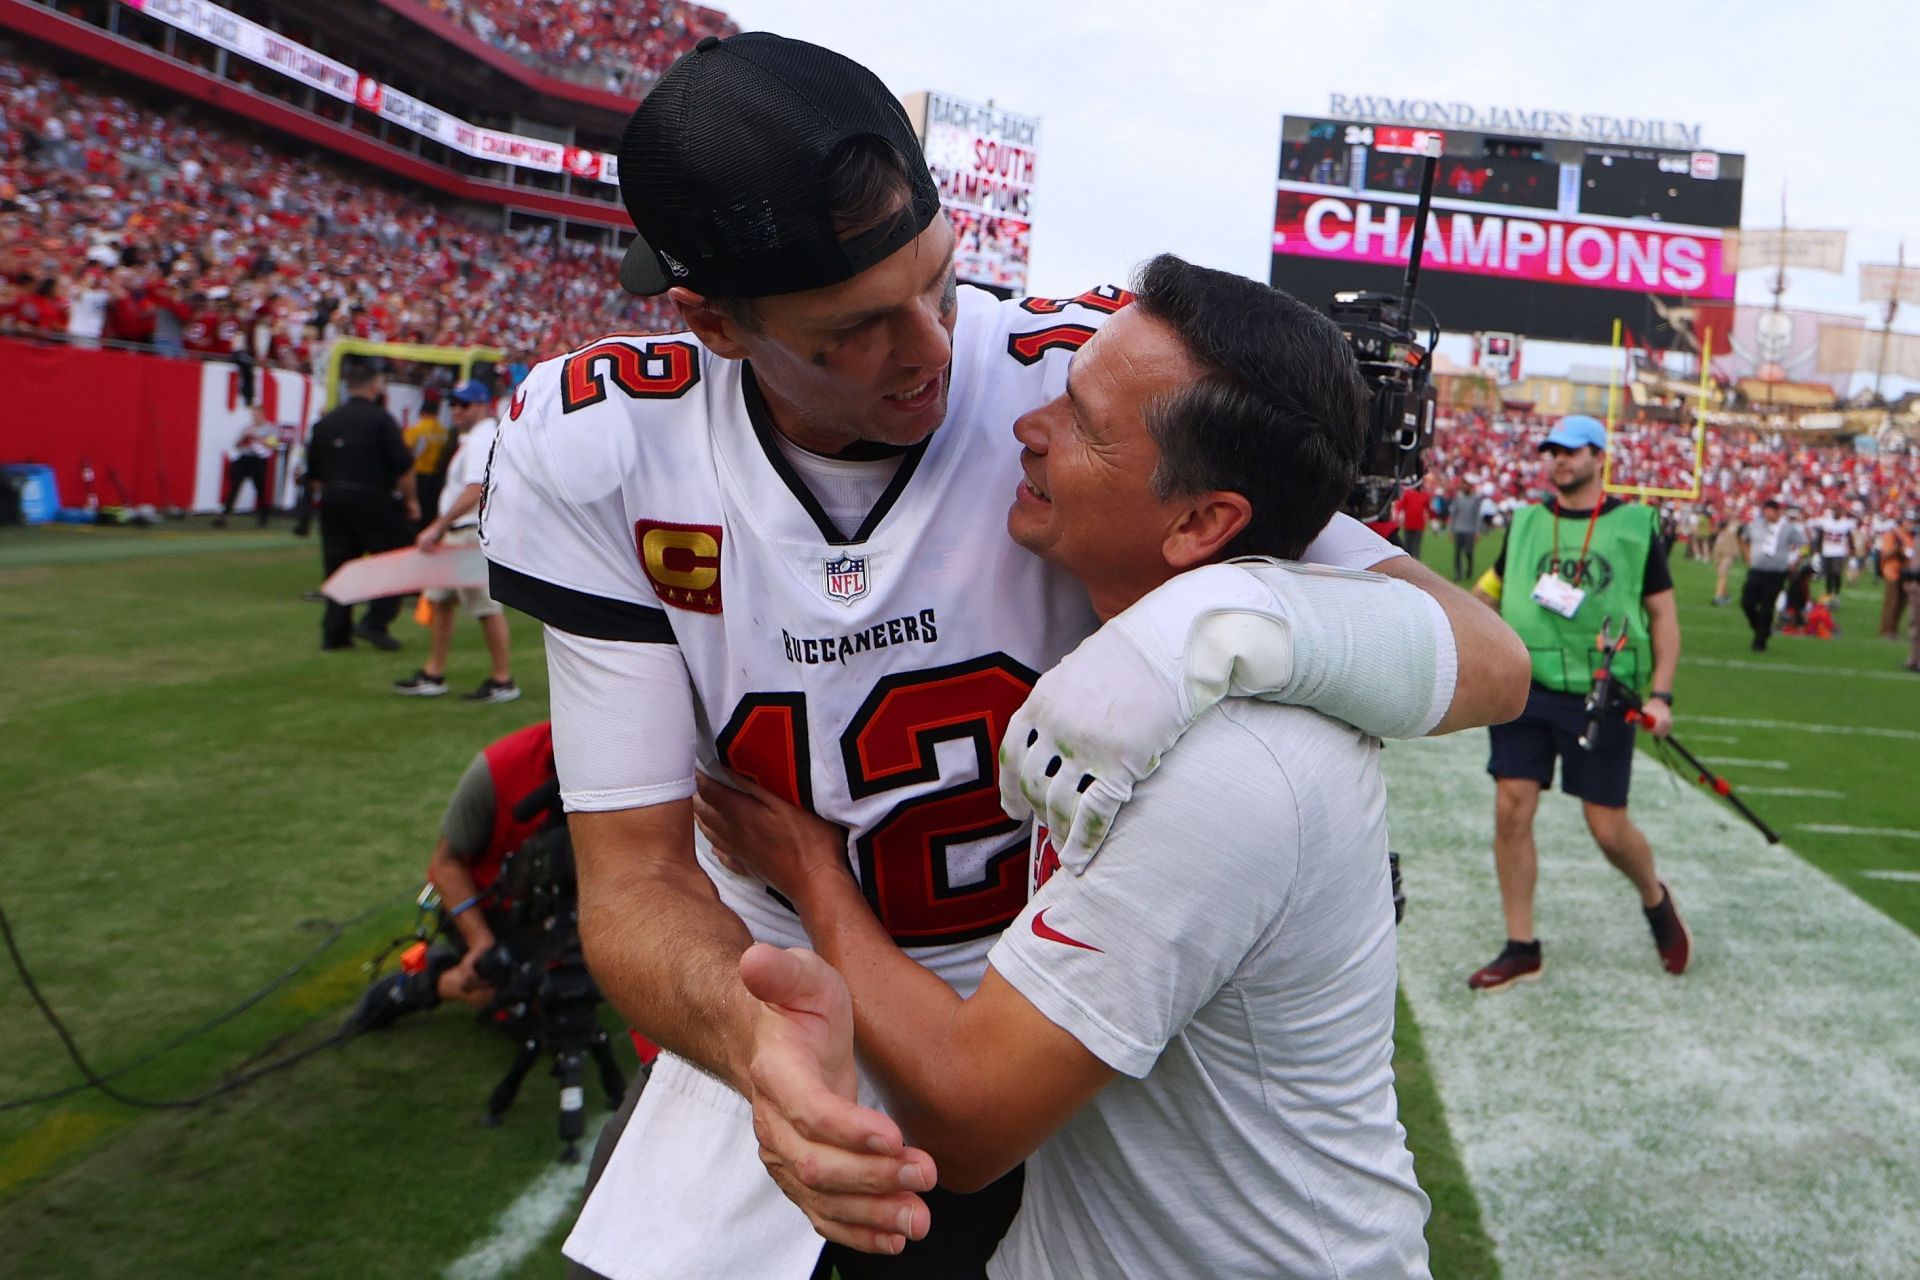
[480,33,1525,1280]
[700,255,1431,1278]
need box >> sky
[720,0,1920,388]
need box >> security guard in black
[307,364,418,650]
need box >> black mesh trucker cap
[616,33,943,299]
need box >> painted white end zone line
[1688,656,1920,682]
[1686,715,1920,742]
[1798,824,1920,841]
[1387,734,1920,1279]
[1739,786,1845,799]
[1859,870,1920,883]
[1698,756,1789,770]
[443,1113,611,1280]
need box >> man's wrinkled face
[1543,443,1601,493]
[1006,307,1208,610]
[730,217,958,453]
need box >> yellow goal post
[320,338,507,411]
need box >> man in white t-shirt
[393,379,518,703]
[700,257,1432,1278]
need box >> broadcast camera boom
[1330,135,1443,524]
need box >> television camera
[347,776,628,1163]
[1327,136,1443,525]
[474,776,629,1162]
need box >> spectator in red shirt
[1393,482,1434,560]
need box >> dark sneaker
[462,678,521,704]
[1644,881,1691,975]
[393,670,448,697]
[320,639,354,651]
[353,623,401,652]
[1467,940,1544,991]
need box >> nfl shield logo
[823,554,869,605]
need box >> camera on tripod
[473,776,628,1162]
[347,774,628,1162]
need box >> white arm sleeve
[544,626,698,812]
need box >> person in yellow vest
[1468,415,1690,990]
[404,388,452,532]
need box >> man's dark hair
[711,137,917,330]
[343,358,385,390]
[1132,254,1368,560]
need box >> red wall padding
[0,338,203,509]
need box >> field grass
[0,519,637,1280]
[2,515,1912,1278]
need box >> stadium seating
[420,0,738,94]
[0,55,679,373]
[1429,411,1920,531]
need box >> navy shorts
[1487,684,1637,808]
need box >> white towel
[564,1053,824,1280]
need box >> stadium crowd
[419,0,738,94]
[1427,411,1920,539]
[0,58,678,375]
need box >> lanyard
[1550,496,1606,586]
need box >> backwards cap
[616,33,942,299]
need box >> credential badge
[823,553,869,605]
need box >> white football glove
[999,559,1454,870]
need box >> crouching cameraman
[352,720,556,1029]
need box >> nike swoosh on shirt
[1031,909,1101,953]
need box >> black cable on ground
[0,891,408,1112]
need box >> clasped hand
[697,774,939,1255]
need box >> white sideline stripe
[1685,734,1743,743]
[1688,655,1920,682]
[1859,870,1920,883]
[1686,715,1920,742]
[1798,824,1920,841]
[443,1113,611,1280]
[1739,786,1846,799]
[1699,756,1789,769]
[1388,734,1920,1279]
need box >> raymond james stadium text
[1328,94,1703,147]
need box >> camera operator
[350,720,556,1029]
[1468,415,1690,991]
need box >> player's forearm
[570,809,758,1091]
[1373,554,1529,730]
[791,875,1001,1174]
[1649,609,1681,693]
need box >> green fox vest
[1501,498,1656,695]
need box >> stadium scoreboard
[1272,113,1745,345]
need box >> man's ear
[669,287,748,360]
[1161,491,1252,572]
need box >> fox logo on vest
[823,553,869,605]
[1534,551,1615,594]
